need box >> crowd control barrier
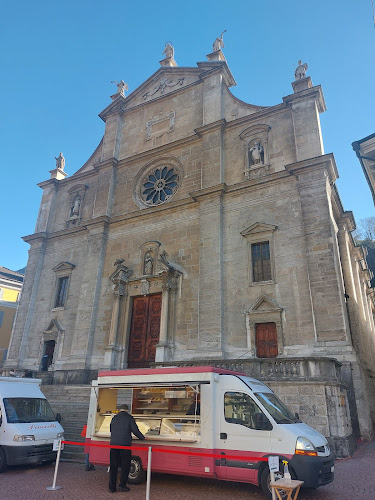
[47,439,271,499]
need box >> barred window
[252,242,271,282]
[54,276,69,308]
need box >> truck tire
[260,466,287,500]
[128,456,146,484]
[0,447,7,473]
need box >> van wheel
[128,456,146,484]
[260,466,287,500]
[0,447,7,473]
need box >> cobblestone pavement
[1,439,375,500]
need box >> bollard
[145,446,152,500]
[46,439,62,491]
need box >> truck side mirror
[55,413,62,423]
[255,412,272,431]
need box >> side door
[215,390,272,483]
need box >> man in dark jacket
[109,404,145,493]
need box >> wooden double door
[128,293,162,368]
[255,322,278,358]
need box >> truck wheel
[128,456,146,484]
[260,466,287,500]
[0,447,7,473]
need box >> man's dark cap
[118,404,129,411]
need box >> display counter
[94,413,200,442]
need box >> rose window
[141,167,179,206]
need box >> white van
[86,366,334,499]
[0,377,64,471]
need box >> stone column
[155,274,176,363]
[104,265,133,369]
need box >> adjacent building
[352,132,375,207]
[0,266,24,363]
[6,42,375,455]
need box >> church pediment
[43,319,63,334]
[247,294,281,313]
[241,222,277,237]
[52,262,76,273]
[99,67,203,121]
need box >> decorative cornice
[189,183,227,201]
[285,153,338,184]
[194,119,227,137]
[282,84,326,113]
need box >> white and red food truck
[85,366,334,499]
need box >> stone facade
[6,47,375,456]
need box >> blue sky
[1,0,374,271]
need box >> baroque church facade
[7,41,375,455]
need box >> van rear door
[215,389,272,483]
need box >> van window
[254,392,300,424]
[224,392,268,429]
[4,398,56,424]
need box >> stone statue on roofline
[213,30,226,52]
[162,41,174,59]
[295,60,308,80]
[55,152,65,170]
[111,80,128,96]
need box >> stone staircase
[41,384,92,462]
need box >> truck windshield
[254,393,300,424]
[4,398,56,424]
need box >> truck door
[215,390,272,483]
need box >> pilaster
[190,184,226,355]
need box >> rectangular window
[54,276,69,308]
[224,392,269,430]
[252,242,271,282]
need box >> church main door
[128,293,162,368]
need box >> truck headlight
[57,433,64,439]
[295,436,317,456]
[13,435,35,441]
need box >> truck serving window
[4,398,56,424]
[224,392,269,430]
[254,393,299,424]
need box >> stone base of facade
[328,434,356,458]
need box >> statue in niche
[295,60,308,80]
[162,42,174,59]
[144,252,154,275]
[70,196,81,217]
[111,80,128,96]
[213,30,226,52]
[249,142,264,166]
[55,152,65,170]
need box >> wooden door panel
[255,323,278,358]
[128,294,161,368]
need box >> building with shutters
[5,42,375,455]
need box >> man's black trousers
[109,448,131,491]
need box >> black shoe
[108,489,116,493]
[89,464,95,470]
[117,486,130,492]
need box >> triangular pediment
[247,294,281,313]
[43,319,63,334]
[52,262,75,273]
[99,67,202,121]
[241,222,277,237]
[99,61,236,121]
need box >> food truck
[0,377,64,471]
[85,366,334,499]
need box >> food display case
[93,385,201,442]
